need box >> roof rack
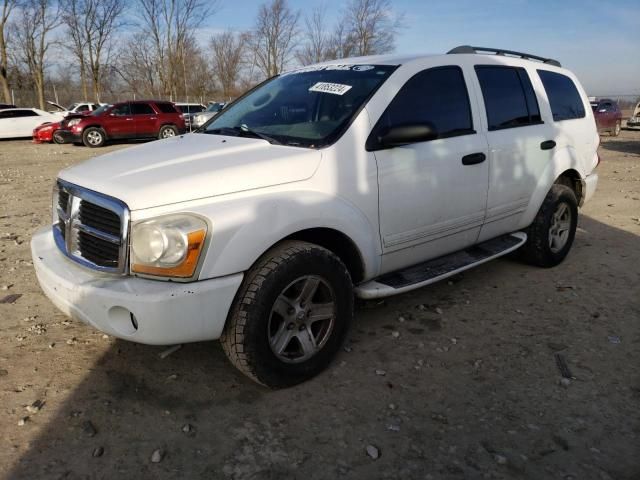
[447,45,561,67]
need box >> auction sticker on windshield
[309,82,353,95]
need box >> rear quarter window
[537,70,586,121]
[155,102,179,114]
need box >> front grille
[77,230,120,267]
[79,200,121,236]
[53,180,129,273]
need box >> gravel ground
[0,131,639,480]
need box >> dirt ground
[0,130,639,480]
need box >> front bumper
[31,227,243,345]
[580,172,598,207]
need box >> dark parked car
[590,98,623,136]
[59,100,186,147]
[0,103,17,110]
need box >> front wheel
[52,130,65,144]
[82,127,105,148]
[221,241,353,388]
[158,125,178,139]
[520,184,578,268]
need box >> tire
[158,125,178,139]
[221,241,353,388]
[612,120,621,137]
[520,184,578,268]
[82,127,105,148]
[52,130,65,144]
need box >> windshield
[91,104,112,116]
[202,64,396,148]
[66,103,79,111]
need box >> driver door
[106,103,133,138]
[371,66,489,271]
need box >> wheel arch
[283,227,366,284]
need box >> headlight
[67,118,81,127]
[130,214,208,279]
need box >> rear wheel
[612,120,621,137]
[158,125,178,139]
[221,241,353,388]
[520,184,578,268]
[82,127,105,148]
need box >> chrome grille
[53,180,130,273]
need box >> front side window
[131,103,155,115]
[537,70,586,121]
[111,104,131,116]
[202,64,396,148]
[371,66,474,142]
[475,66,542,131]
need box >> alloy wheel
[268,275,336,363]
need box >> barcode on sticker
[309,82,353,95]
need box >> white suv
[32,46,599,388]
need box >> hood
[59,133,322,210]
[47,100,66,112]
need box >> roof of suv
[306,46,562,70]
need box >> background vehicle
[33,121,64,144]
[174,102,206,130]
[47,101,105,116]
[627,100,640,128]
[590,98,623,136]
[191,102,225,128]
[0,108,64,139]
[59,100,186,147]
[32,47,599,388]
[0,103,16,110]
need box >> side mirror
[369,123,438,151]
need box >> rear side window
[131,103,155,115]
[155,102,178,114]
[374,66,474,140]
[537,70,586,121]
[475,66,542,131]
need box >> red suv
[590,98,623,136]
[60,100,186,147]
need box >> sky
[202,0,640,96]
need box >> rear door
[131,102,158,137]
[472,64,555,242]
[104,103,133,138]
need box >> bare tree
[250,0,299,77]
[62,0,125,102]
[136,0,216,99]
[15,0,61,109]
[296,6,331,66]
[0,0,17,103]
[210,30,246,99]
[343,0,403,56]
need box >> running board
[355,232,527,299]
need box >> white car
[47,101,105,116]
[32,46,599,388]
[0,108,64,139]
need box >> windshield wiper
[203,125,283,146]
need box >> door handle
[461,152,486,165]
[540,140,556,150]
